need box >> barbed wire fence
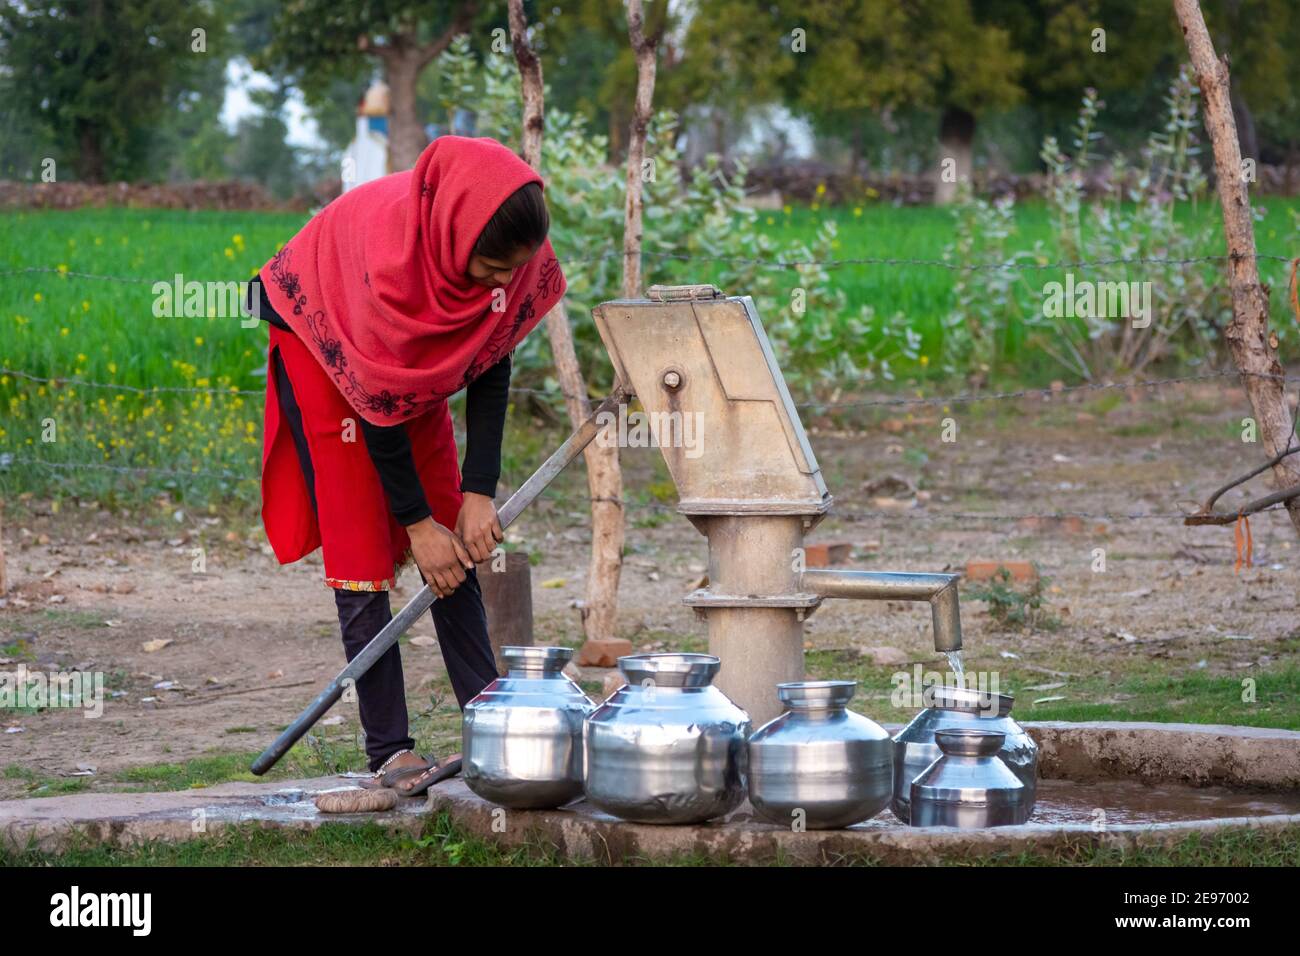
[2,249,1299,538]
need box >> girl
[250,136,566,797]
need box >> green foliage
[420,36,923,393]
[943,69,1234,380]
[0,0,226,182]
[965,566,1057,632]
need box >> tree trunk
[382,47,427,172]
[1230,88,1258,166]
[623,0,659,299]
[366,4,477,173]
[934,106,975,205]
[1174,0,1300,535]
[77,122,104,184]
[509,0,626,649]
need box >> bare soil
[2,382,1297,799]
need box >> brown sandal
[356,749,436,791]
[391,752,463,798]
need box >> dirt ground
[2,381,1298,799]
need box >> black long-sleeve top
[249,278,509,526]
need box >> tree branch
[418,0,477,69]
[508,0,543,167]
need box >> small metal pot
[891,684,1037,823]
[462,646,593,809]
[909,728,1033,828]
[584,653,750,825]
[747,680,893,829]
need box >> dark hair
[474,181,549,260]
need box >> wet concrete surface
[0,776,428,853]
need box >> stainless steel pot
[747,680,893,829]
[909,728,1033,827]
[462,646,593,809]
[891,684,1037,823]
[584,653,750,824]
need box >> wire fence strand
[2,250,1297,286]
[4,456,1294,527]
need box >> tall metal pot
[462,646,593,809]
[891,684,1037,823]
[747,680,893,829]
[584,653,750,825]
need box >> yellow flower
[94,236,103,246]
[33,293,42,303]
[108,362,117,373]
[865,187,879,199]
[853,207,863,217]
[810,202,820,211]
[766,216,774,225]
[920,355,930,367]
[57,263,69,275]
[194,337,205,346]
[815,183,826,196]
[82,300,90,312]
[782,205,792,215]
[224,248,235,259]
[60,327,69,336]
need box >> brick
[804,541,854,567]
[576,638,633,668]
[964,560,1038,583]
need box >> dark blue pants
[272,346,500,771]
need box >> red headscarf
[261,135,566,426]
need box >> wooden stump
[0,500,7,596]
[477,550,534,674]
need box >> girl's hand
[407,518,473,598]
[455,492,504,564]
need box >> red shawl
[260,135,565,426]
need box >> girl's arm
[455,353,511,564]
[359,419,432,525]
[460,352,511,498]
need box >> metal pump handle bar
[251,386,631,776]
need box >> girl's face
[466,244,540,289]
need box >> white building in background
[342,82,390,191]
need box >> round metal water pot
[891,685,1037,823]
[747,681,893,829]
[909,728,1033,827]
[584,653,751,825]
[462,646,594,809]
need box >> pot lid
[777,680,856,708]
[923,684,1015,717]
[618,653,720,688]
[502,646,572,670]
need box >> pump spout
[800,569,963,653]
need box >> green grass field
[2,199,1298,505]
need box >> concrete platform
[2,722,1298,862]
[425,777,1300,866]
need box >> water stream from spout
[945,649,965,683]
